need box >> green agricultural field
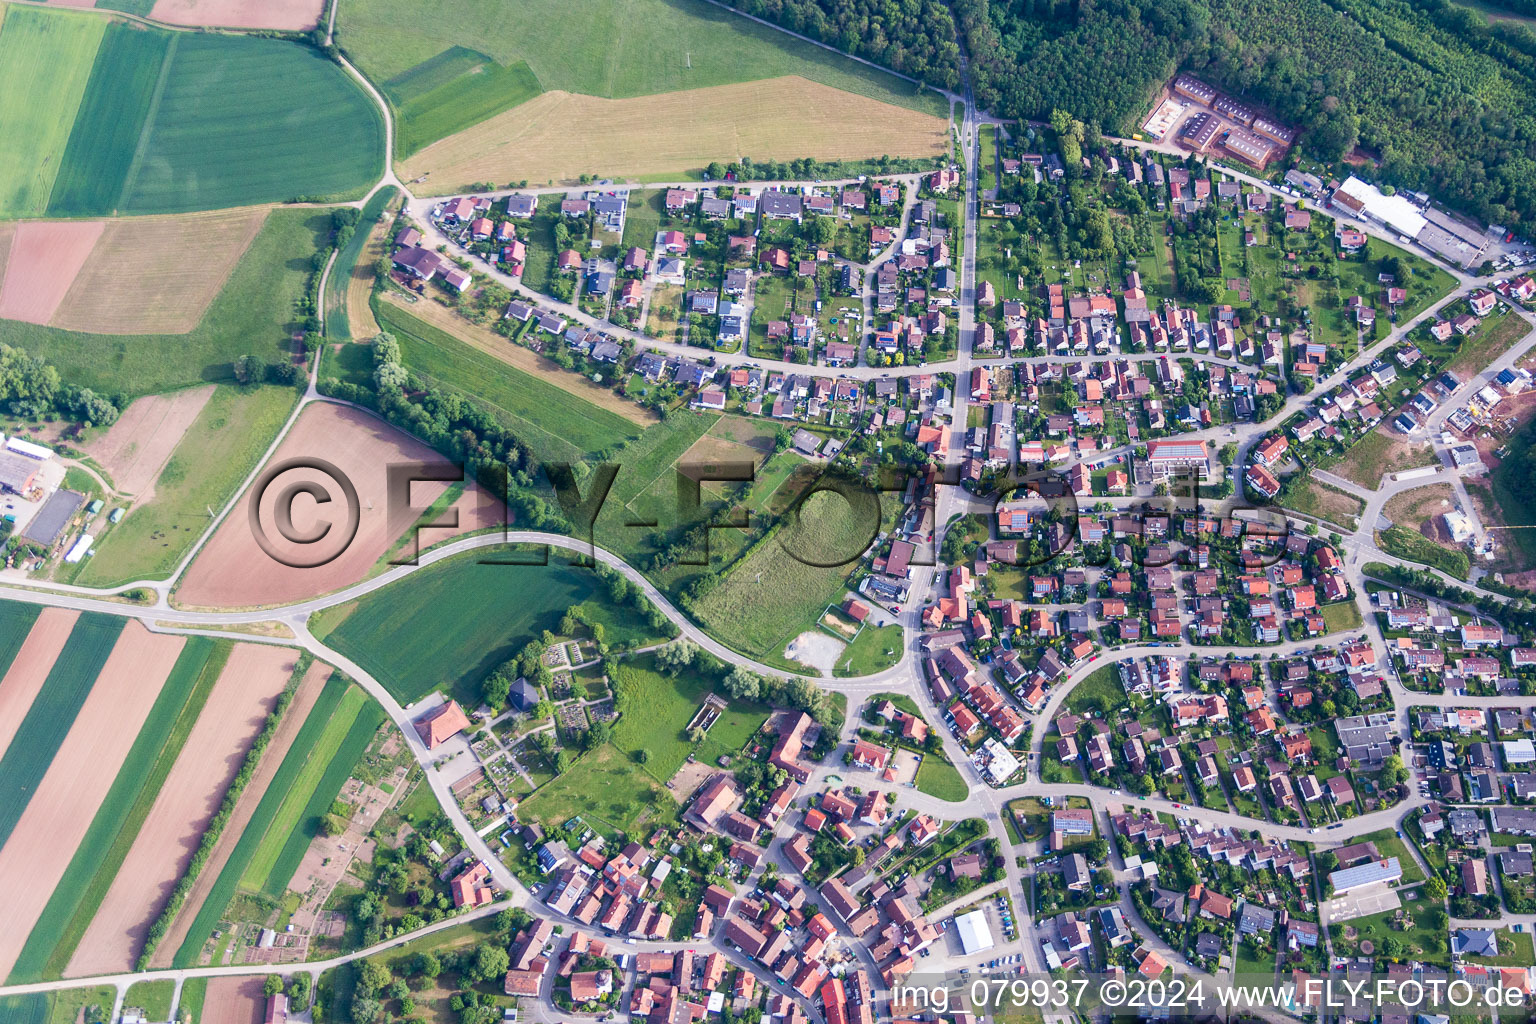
[314,550,670,705]
[389,51,541,157]
[0,986,114,1024]
[0,994,45,1024]
[245,689,383,898]
[45,22,171,217]
[119,34,383,213]
[1,209,332,397]
[377,302,641,465]
[515,741,675,838]
[123,981,174,1022]
[79,385,298,588]
[340,0,944,114]
[176,978,204,1023]
[0,614,123,850]
[325,186,398,341]
[915,755,968,802]
[0,604,41,680]
[8,639,224,984]
[833,623,902,677]
[0,5,104,216]
[171,672,346,968]
[608,654,771,782]
[691,487,877,662]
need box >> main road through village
[1,16,1532,1024]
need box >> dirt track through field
[201,976,266,1024]
[0,609,79,763]
[401,76,948,188]
[0,623,183,979]
[148,661,330,969]
[150,0,323,31]
[378,292,658,425]
[0,220,104,325]
[67,643,298,976]
[84,386,216,500]
[51,207,268,335]
[176,403,505,609]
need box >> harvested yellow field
[347,209,394,339]
[49,206,269,334]
[377,291,657,426]
[402,76,948,189]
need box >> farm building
[0,451,39,494]
[416,700,471,749]
[19,488,84,546]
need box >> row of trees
[0,344,120,426]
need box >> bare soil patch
[84,386,216,500]
[201,977,266,1024]
[1384,484,1461,549]
[0,220,105,325]
[67,643,298,976]
[378,292,657,426]
[0,223,14,289]
[0,608,79,762]
[52,208,268,335]
[149,0,323,31]
[1334,427,1437,488]
[149,661,331,968]
[402,76,947,189]
[0,623,183,978]
[176,403,505,608]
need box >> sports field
[0,5,105,217]
[6,638,224,983]
[314,551,671,705]
[402,77,947,189]
[341,0,943,114]
[78,384,298,588]
[377,300,643,463]
[0,209,332,397]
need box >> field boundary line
[115,31,178,213]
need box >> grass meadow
[121,34,383,213]
[0,209,332,397]
[315,551,670,705]
[388,50,542,158]
[691,487,876,661]
[122,980,174,1022]
[0,614,124,851]
[171,672,347,968]
[0,986,115,1024]
[608,654,771,782]
[340,0,944,114]
[377,302,641,464]
[80,384,298,587]
[833,623,902,677]
[515,742,674,838]
[325,186,398,341]
[0,5,104,216]
[8,639,225,983]
[915,756,968,802]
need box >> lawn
[43,21,170,217]
[0,209,333,397]
[171,673,350,968]
[241,687,381,898]
[123,980,174,1022]
[1320,601,1363,632]
[1332,906,1448,964]
[0,614,124,851]
[325,186,399,341]
[515,742,676,838]
[622,189,665,251]
[833,623,903,677]
[120,34,383,213]
[78,385,299,587]
[8,639,225,984]
[1064,664,1127,716]
[315,550,669,705]
[377,302,641,464]
[914,756,968,803]
[341,0,945,114]
[690,487,877,662]
[0,5,104,217]
[390,52,541,158]
[1376,525,1471,579]
[609,654,771,783]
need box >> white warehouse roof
[1338,176,1427,238]
[955,909,994,955]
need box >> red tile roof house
[415,700,471,749]
[850,738,889,771]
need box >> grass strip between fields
[8,638,225,983]
[171,673,348,967]
[0,614,125,851]
[0,604,42,682]
[240,686,370,894]
[325,185,398,341]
